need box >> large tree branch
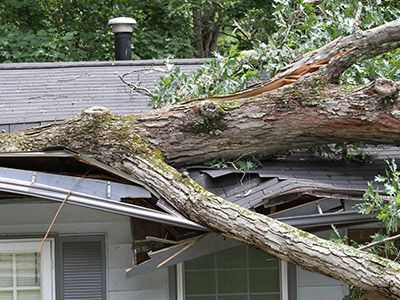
[182,19,400,103]
[132,19,400,165]
[123,153,400,300]
[285,19,400,82]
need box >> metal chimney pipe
[108,17,136,60]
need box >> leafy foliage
[0,0,197,62]
[0,0,277,62]
[0,25,79,62]
[356,159,400,265]
[0,0,113,62]
[2,0,399,86]
[342,287,365,300]
[150,0,400,108]
[310,143,371,162]
[209,156,261,171]
[165,0,276,55]
[338,160,400,299]
[150,47,261,107]
[359,160,400,237]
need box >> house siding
[295,229,348,300]
[297,268,348,300]
[0,201,169,299]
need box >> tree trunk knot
[373,78,398,98]
[199,101,223,118]
[83,106,111,115]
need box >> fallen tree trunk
[1,20,400,299]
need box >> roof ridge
[0,58,210,70]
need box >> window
[0,239,55,300]
[178,245,286,300]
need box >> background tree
[0,0,275,61]
[1,0,398,63]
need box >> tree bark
[1,20,400,299]
[192,4,220,58]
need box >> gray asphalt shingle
[0,59,207,127]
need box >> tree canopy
[1,0,399,63]
[0,0,274,61]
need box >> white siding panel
[0,202,125,225]
[0,202,169,300]
[294,229,349,300]
[108,244,133,268]
[298,286,348,300]
[108,267,168,291]
[297,268,348,300]
[297,268,344,286]
[108,289,168,300]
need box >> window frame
[0,238,55,300]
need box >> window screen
[184,245,280,300]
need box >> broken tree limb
[359,233,400,251]
[1,20,400,298]
[191,19,400,101]
[130,20,400,165]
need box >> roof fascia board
[0,149,160,197]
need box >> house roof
[0,59,207,131]
[189,153,387,209]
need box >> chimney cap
[108,17,136,33]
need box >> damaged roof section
[187,147,397,229]
[127,147,395,278]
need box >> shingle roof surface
[0,59,206,131]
